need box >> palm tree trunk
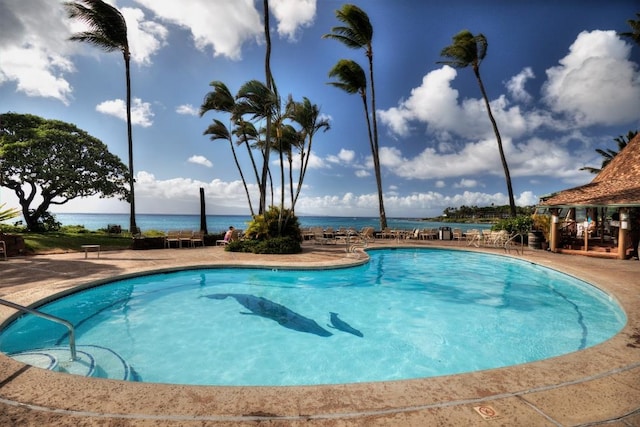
[124,53,137,232]
[259,0,273,216]
[367,50,387,230]
[473,67,516,217]
[228,140,254,216]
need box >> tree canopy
[0,112,129,231]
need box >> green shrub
[491,215,533,235]
[227,206,302,254]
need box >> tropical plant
[580,131,638,174]
[439,30,517,217]
[324,4,388,230]
[620,12,640,47]
[0,113,129,231]
[65,0,137,233]
[0,203,20,223]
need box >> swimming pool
[0,248,626,386]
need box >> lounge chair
[452,228,463,243]
[311,227,334,245]
[165,230,182,248]
[190,231,205,248]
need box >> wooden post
[550,208,559,253]
[199,187,208,235]
[618,209,629,260]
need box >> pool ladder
[0,298,77,361]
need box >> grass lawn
[21,231,134,254]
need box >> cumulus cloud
[0,1,168,104]
[327,148,355,164]
[454,179,479,189]
[134,0,261,60]
[96,98,154,127]
[188,155,213,167]
[542,30,640,126]
[121,7,168,66]
[270,0,316,40]
[377,66,533,142]
[176,104,199,115]
[506,67,535,103]
[0,0,75,103]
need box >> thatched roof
[539,133,640,208]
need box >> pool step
[9,345,138,381]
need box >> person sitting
[217,226,236,246]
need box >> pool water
[0,249,626,386]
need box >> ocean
[51,213,491,234]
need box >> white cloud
[270,0,316,40]
[121,7,168,66]
[96,98,154,127]
[355,169,370,178]
[542,30,640,126]
[188,155,213,167]
[133,0,262,60]
[506,67,535,103]
[326,148,355,164]
[0,0,75,104]
[176,104,199,115]
[454,179,479,189]
[378,66,534,142]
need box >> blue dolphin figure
[204,293,332,337]
[328,312,363,337]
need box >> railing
[0,298,77,361]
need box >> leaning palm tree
[200,81,256,215]
[580,131,638,174]
[324,4,387,229]
[65,0,137,232]
[287,97,330,211]
[439,30,516,217]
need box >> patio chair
[165,230,182,248]
[0,240,6,261]
[190,231,205,248]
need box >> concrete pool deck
[0,239,638,426]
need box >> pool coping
[0,240,639,425]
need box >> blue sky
[1,0,639,218]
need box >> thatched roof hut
[539,133,640,259]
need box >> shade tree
[0,113,129,231]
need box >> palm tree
[323,4,387,230]
[287,97,330,211]
[200,81,256,215]
[65,0,137,233]
[260,0,275,216]
[620,13,640,47]
[580,131,638,174]
[439,30,517,218]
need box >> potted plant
[532,214,551,250]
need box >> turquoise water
[0,249,625,386]
[44,213,491,234]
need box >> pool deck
[0,239,638,426]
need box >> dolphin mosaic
[328,312,364,337]
[203,293,333,337]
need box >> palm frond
[322,4,372,50]
[327,59,367,95]
[65,0,128,52]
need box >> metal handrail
[0,298,77,361]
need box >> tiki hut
[539,133,640,259]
